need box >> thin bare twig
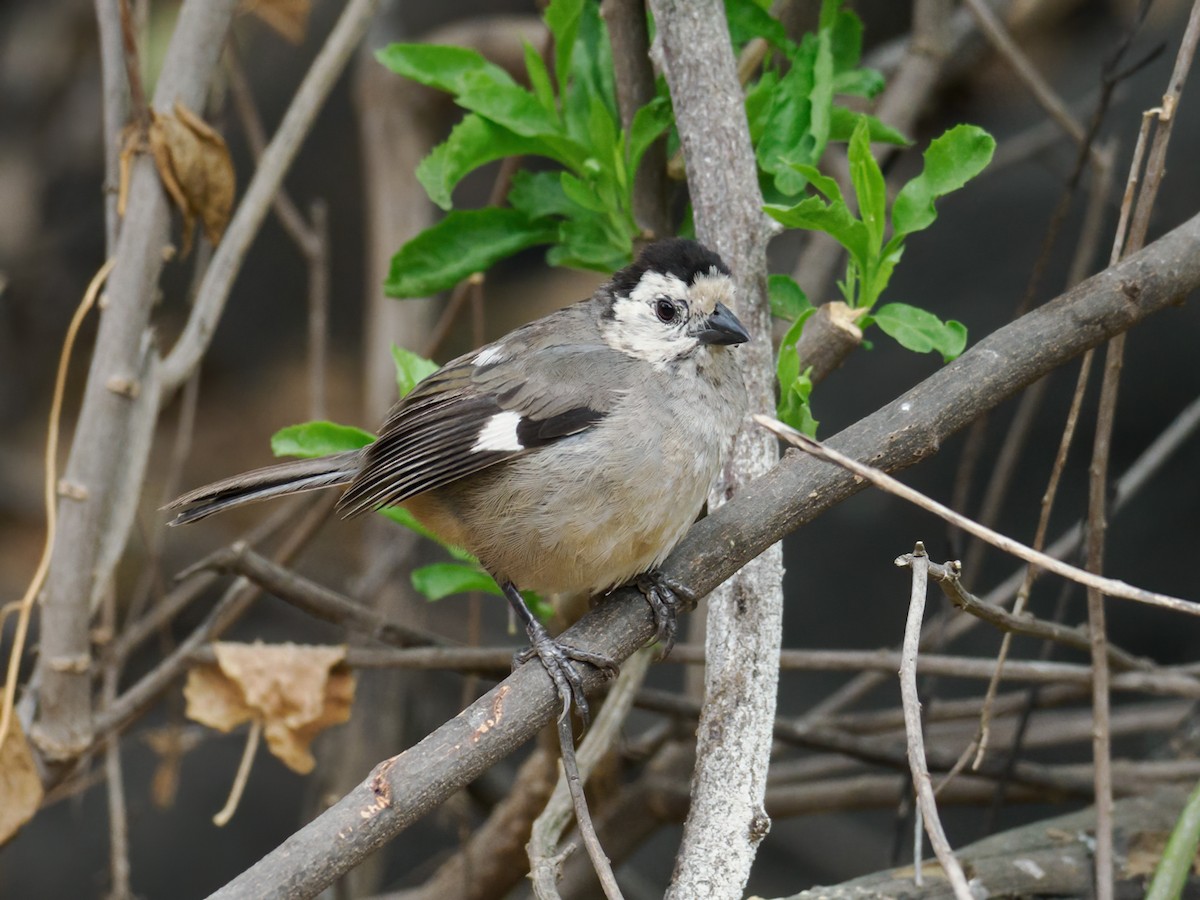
[106,499,301,669]
[755,415,1200,617]
[216,640,1200,701]
[160,0,381,392]
[920,570,1153,675]
[973,143,1118,767]
[528,651,652,900]
[802,387,1200,728]
[896,546,973,899]
[962,0,1087,148]
[0,258,114,752]
[212,718,262,826]
[101,586,132,899]
[94,494,337,744]
[305,198,330,418]
[225,49,332,418]
[1086,332,1121,900]
[1084,8,1200,894]
[177,540,445,649]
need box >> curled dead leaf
[147,101,235,253]
[0,714,45,845]
[240,0,312,44]
[184,641,354,774]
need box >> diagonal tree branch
[207,197,1200,900]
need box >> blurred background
[2,0,1200,896]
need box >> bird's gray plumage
[168,238,748,600]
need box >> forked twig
[884,545,970,895]
[754,415,1200,618]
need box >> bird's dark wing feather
[338,321,635,516]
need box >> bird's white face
[602,267,746,366]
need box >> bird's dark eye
[655,298,678,323]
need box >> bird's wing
[337,328,637,516]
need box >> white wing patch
[473,345,507,366]
[471,410,524,452]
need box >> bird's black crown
[609,238,731,296]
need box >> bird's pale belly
[405,439,719,596]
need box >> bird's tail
[165,451,361,526]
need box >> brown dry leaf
[1125,830,1168,878]
[148,101,235,253]
[0,714,45,845]
[241,0,312,43]
[1123,829,1200,878]
[184,642,354,774]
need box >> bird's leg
[635,571,690,658]
[501,581,617,726]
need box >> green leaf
[418,115,550,210]
[586,93,618,159]
[560,172,609,213]
[768,274,812,320]
[525,592,555,623]
[744,68,778,145]
[544,0,583,95]
[776,315,819,436]
[789,163,843,204]
[455,70,559,137]
[829,106,909,145]
[377,44,512,95]
[826,4,884,98]
[756,29,835,197]
[523,41,556,114]
[411,562,503,602]
[847,117,886,252]
[809,29,835,156]
[386,208,556,297]
[271,421,375,459]
[873,302,967,361]
[549,214,632,271]
[818,0,842,30]
[766,195,870,272]
[391,345,439,397]
[833,68,884,98]
[860,238,904,310]
[509,170,578,220]
[725,0,790,49]
[892,124,996,237]
[559,1,614,147]
[627,95,672,173]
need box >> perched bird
[168,238,750,720]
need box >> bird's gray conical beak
[698,302,750,345]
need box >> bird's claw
[514,631,618,727]
[636,571,683,658]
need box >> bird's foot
[514,626,618,727]
[635,571,687,658]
